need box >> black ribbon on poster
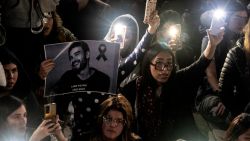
[96,44,107,61]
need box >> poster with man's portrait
[44,40,119,97]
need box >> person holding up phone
[104,11,160,89]
[0,95,67,141]
[155,9,195,69]
[121,25,224,141]
[196,0,248,140]
[210,9,227,36]
[197,0,248,95]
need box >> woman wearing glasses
[121,28,225,141]
[81,94,141,141]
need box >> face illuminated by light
[150,51,173,84]
[69,46,88,71]
[7,105,27,137]
[102,110,124,141]
[3,63,18,90]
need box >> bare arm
[147,11,160,34]
[206,60,220,91]
[203,28,224,60]
[203,28,225,91]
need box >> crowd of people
[1,0,250,141]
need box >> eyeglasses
[103,116,125,127]
[151,62,173,71]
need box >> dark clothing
[118,31,153,87]
[194,29,242,138]
[219,39,250,117]
[69,91,112,140]
[4,27,43,88]
[53,68,110,94]
[0,48,42,129]
[201,30,240,77]
[175,45,195,69]
[54,67,111,139]
[122,54,211,141]
[36,25,77,105]
[58,0,109,40]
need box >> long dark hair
[0,95,24,136]
[0,48,31,99]
[140,42,176,90]
[225,113,250,141]
[90,94,140,141]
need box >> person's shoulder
[229,45,244,58]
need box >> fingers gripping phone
[44,103,57,123]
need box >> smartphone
[44,103,57,123]
[143,0,157,24]
[167,24,182,51]
[114,24,127,49]
[168,24,181,39]
[210,12,226,36]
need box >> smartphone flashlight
[213,9,226,20]
[113,23,127,50]
[114,23,127,43]
[210,9,226,35]
[168,24,181,39]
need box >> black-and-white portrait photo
[44,40,119,97]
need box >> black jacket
[121,54,211,141]
[219,39,250,117]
